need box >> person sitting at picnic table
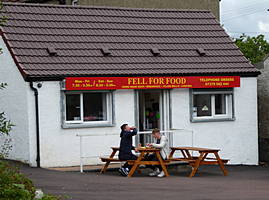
[146,128,169,178]
[118,124,138,176]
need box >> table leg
[128,152,144,177]
[214,152,228,176]
[168,149,176,159]
[202,153,208,161]
[100,161,110,173]
[156,152,169,177]
[185,150,192,159]
[181,150,187,159]
[189,152,204,177]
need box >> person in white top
[146,128,170,178]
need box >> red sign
[65,76,240,90]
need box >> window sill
[191,117,235,123]
[62,122,115,129]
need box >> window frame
[61,90,115,128]
[190,88,235,122]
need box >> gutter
[29,82,41,168]
[25,71,261,82]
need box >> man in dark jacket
[118,124,138,176]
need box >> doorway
[135,90,170,146]
[138,91,161,131]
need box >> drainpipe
[30,82,41,168]
[72,0,78,6]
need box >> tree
[235,34,269,64]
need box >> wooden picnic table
[127,147,170,177]
[100,147,170,177]
[169,147,229,177]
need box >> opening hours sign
[65,76,240,91]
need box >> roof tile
[0,2,259,80]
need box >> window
[63,91,114,128]
[191,89,234,122]
[83,93,107,121]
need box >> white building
[0,3,259,167]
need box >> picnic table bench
[100,147,121,173]
[169,147,229,177]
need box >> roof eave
[25,71,261,82]
[1,30,28,81]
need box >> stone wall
[68,0,220,20]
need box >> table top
[112,146,220,152]
[137,147,160,152]
[170,146,220,152]
[111,147,160,152]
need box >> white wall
[37,77,258,167]
[171,77,258,165]
[0,36,33,164]
[37,81,135,167]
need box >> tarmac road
[18,164,269,200]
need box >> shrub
[0,161,35,200]
[0,161,64,200]
[41,194,64,200]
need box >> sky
[220,0,269,41]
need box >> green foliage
[0,161,36,200]
[0,161,65,200]
[235,34,269,64]
[0,83,7,89]
[0,83,14,158]
[0,112,13,136]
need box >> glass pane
[83,93,107,121]
[193,94,212,117]
[215,94,227,115]
[66,94,81,121]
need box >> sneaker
[149,168,160,177]
[119,167,128,176]
[157,171,165,178]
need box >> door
[139,90,161,131]
[135,90,170,146]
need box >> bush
[0,161,35,200]
[0,161,63,200]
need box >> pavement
[15,163,269,200]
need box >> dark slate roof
[0,3,259,80]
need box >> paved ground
[16,163,269,200]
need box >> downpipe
[29,82,42,168]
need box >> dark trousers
[119,153,137,170]
[144,153,162,171]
